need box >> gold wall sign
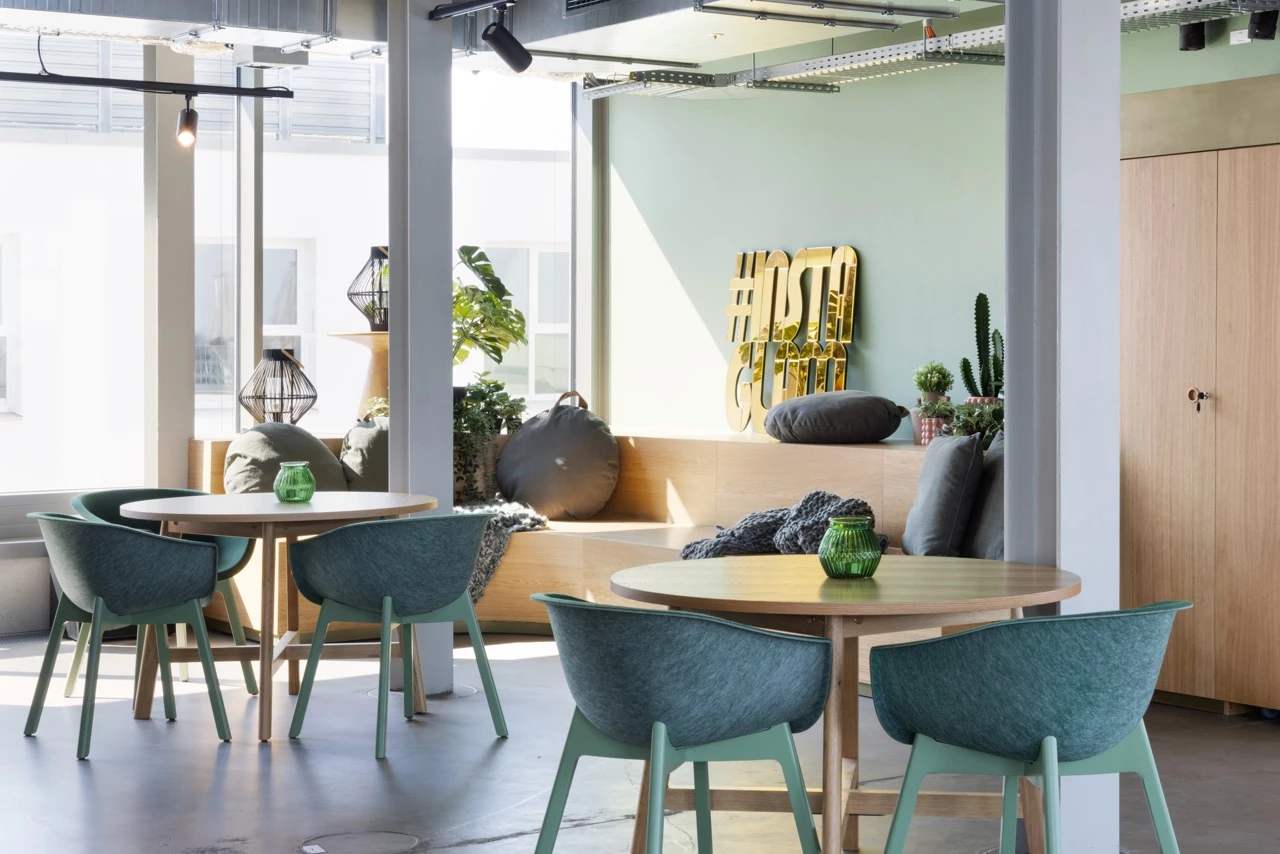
[725,246,858,432]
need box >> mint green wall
[604,14,1280,436]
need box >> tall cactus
[960,357,979,399]
[992,328,1004,398]
[959,293,1002,399]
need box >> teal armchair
[71,488,258,694]
[532,593,831,854]
[870,600,1192,854]
[25,513,231,759]
[286,514,505,759]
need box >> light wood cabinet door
[1215,145,1280,708]
[1120,152,1218,698]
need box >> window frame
[0,234,19,415]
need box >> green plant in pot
[947,400,1004,450]
[917,398,954,447]
[913,360,954,403]
[959,292,1004,403]
[454,375,526,505]
[452,245,527,367]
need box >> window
[0,240,13,413]
[481,246,571,403]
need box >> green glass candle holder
[274,461,316,503]
[818,516,882,579]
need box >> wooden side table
[330,331,388,416]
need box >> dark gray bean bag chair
[341,417,390,492]
[223,422,349,495]
[764,390,907,444]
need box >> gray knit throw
[681,490,885,560]
[455,502,548,603]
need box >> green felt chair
[69,488,258,695]
[531,593,831,854]
[25,513,231,759]
[286,514,506,759]
[871,600,1192,854]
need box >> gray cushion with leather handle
[496,391,620,520]
[764,390,907,444]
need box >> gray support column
[1005,0,1122,849]
[143,47,195,487]
[236,66,264,431]
[388,0,455,694]
[571,86,604,408]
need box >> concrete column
[388,0,456,694]
[572,87,605,409]
[1005,0,1122,849]
[143,47,195,488]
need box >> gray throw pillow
[961,431,1005,560]
[764,390,906,444]
[901,433,985,557]
[224,422,349,495]
[341,417,389,492]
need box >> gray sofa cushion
[341,417,389,492]
[224,423,349,495]
[764,390,905,444]
[901,433,984,557]
[962,431,1005,560]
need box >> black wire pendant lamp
[238,349,318,424]
[347,246,390,332]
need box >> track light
[1179,21,1205,51]
[176,94,198,148]
[482,11,533,73]
[1250,10,1278,41]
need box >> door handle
[1187,388,1211,412]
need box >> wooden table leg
[842,635,860,852]
[409,626,428,714]
[631,760,652,854]
[259,522,276,742]
[823,615,846,854]
[1019,778,1047,854]
[285,537,300,696]
[132,624,159,719]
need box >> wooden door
[1215,145,1280,708]
[1120,152,1218,698]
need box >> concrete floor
[0,631,1276,854]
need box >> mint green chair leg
[1037,736,1061,854]
[461,600,508,738]
[375,596,393,760]
[401,624,415,721]
[534,717,587,854]
[883,735,932,854]
[26,595,79,736]
[218,578,258,695]
[693,761,713,852]
[290,600,334,739]
[189,602,231,742]
[175,621,189,682]
[76,597,107,760]
[775,723,821,854]
[62,624,89,698]
[154,625,177,722]
[647,722,670,854]
[1000,776,1019,853]
[1132,725,1180,853]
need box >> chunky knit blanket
[681,490,887,560]
[455,502,548,603]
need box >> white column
[572,87,604,409]
[236,66,264,432]
[143,47,195,487]
[388,0,456,694]
[1006,1,1122,850]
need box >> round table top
[120,492,438,525]
[610,554,1081,617]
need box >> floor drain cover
[300,831,419,854]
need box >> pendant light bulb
[176,94,199,148]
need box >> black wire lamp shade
[347,245,389,332]
[238,349,318,425]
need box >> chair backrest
[287,514,491,615]
[533,593,831,750]
[31,512,218,616]
[72,488,205,534]
[870,601,1192,763]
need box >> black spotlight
[1179,21,1206,51]
[1250,10,1278,40]
[176,94,198,148]
[482,13,532,73]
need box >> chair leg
[289,600,333,739]
[132,628,144,708]
[376,596,393,760]
[647,722,671,854]
[76,598,108,760]
[1130,724,1180,853]
[774,723,820,854]
[693,761,713,853]
[461,600,508,738]
[883,736,934,854]
[218,579,258,696]
[26,595,77,736]
[189,602,231,742]
[175,622,189,682]
[1039,736,1061,854]
[401,624,415,721]
[62,623,89,698]
[154,624,177,722]
[534,714,588,854]
[1000,776,1019,853]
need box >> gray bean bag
[224,422,349,495]
[341,417,390,492]
[496,392,619,520]
[764,390,907,444]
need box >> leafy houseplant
[452,245,528,366]
[947,400,1004,450]
[454,375,526,505]
[917,398,954,447]
[959,293,1004,402]
[913,360,955,402]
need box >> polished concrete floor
[0,631,1276,854]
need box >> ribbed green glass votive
[818,516,882,579]
[273,461,316,503]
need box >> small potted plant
[946,400,1004,450]
[914,360,954,403]
[918,398,954,447]
[959,292,1004,404]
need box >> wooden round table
[611,554,1081,854]
[122,492,437,742]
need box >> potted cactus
[959,292,1004,404]
[918,398,954,447]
